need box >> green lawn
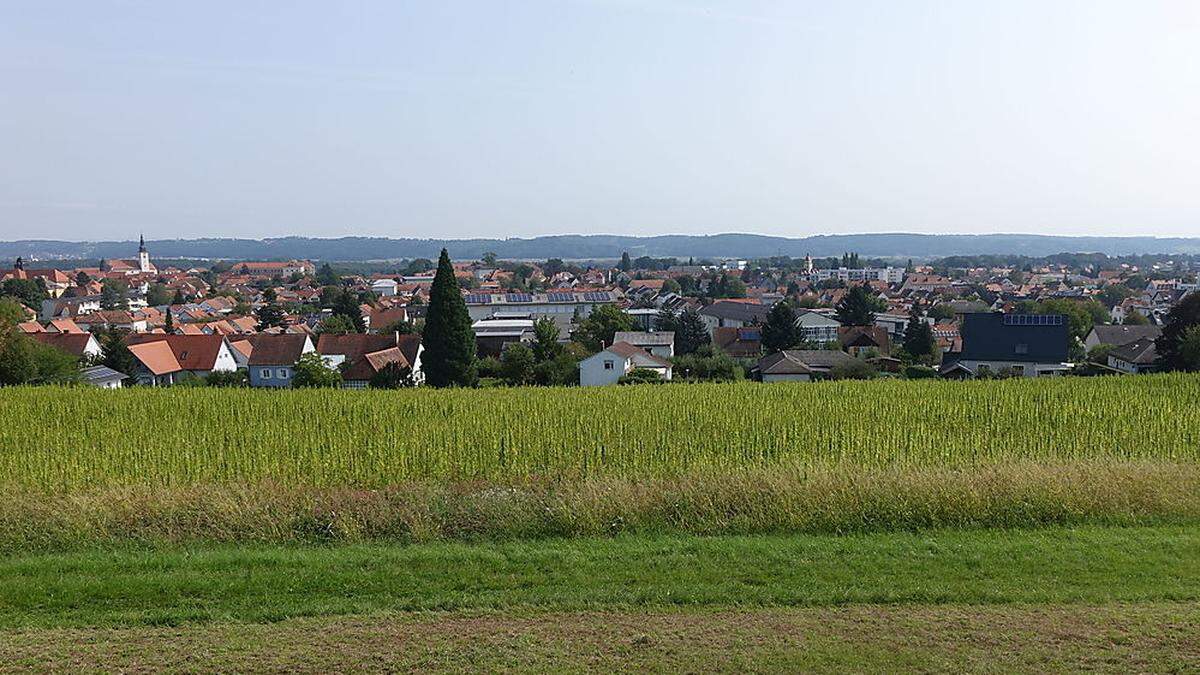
[3,525,1198,629]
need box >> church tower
[804,253,813,275]
[138,234,152,273]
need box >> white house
[579,341,673,386]
[370,279,399,297]
[125,335,239,386]
[81,365,126,388]
[612,331,675,359]
[804,267,905,284]
[794,310,841,344]
[464,290,621,322]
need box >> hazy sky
[2,1,1199,241]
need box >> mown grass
[6,603,1199,673]
[1,526,1198,629]
[3,374,1200,488]
[2,461,1198,551]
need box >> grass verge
[3,461,1199,551]
[2,525,1198,629]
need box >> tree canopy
[835,284,877,326]
[255,288,287,331]
[576,304,635,352]
[1156,292,1200,371]
[291,352,342,388]
[902,303,936,363]
[761,301,802,353]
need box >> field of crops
[3,374,1200,490]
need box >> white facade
[762,372,812,383]
[612,331,675,359]
[795,311,841,344]
[805,267,904,284]
[950,359,1069,378]
[579,345,673,386]
[371,279,399,297]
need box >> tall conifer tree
[422,249,477,387]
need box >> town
[2,236,1198,388]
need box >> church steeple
[14,257,23,271]
[137,234,152,273]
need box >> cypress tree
[164,307,174,333]
[422,249,477,387]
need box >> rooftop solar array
[583,292,610,302]
[505,293,534,303]
[464,294,492,304]
[547,292,576,302]
[1003,314,1064,326]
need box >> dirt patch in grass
[4,602,1197,673]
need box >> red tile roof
[126,334,227,371]
[32,332,95,357]
[127,341,183,375]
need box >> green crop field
[5,376,1200,671]
[3,374,1200,489]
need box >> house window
[603,360,615,370]
[277,368,288,378]
[261,369,272,379]
[1014,343,1029,355]
[1011,365,1025,376]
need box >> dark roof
[317,333,408,381]
[396,333,421,368]
[958,313,1069,363]
[942,300,991,314]
[317,333,397,360]
[1109,337,1157,365]
[713,326,762,358]
[699,301,771,323]
[125,334,228,371]
[246,334,311,366]
[81,365,126,383]
[838,326,890,349]
[613,331,674,346]
[31,332,94,357]
[755,349,855,374]
[1089,324,1161,347]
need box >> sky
[1,0,1198,241]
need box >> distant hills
[2,233,1200,262]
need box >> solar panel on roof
[1004,314,1063,326]
[505,293,533,303]
[465,294,492,304]
[583,292,609,302]
[548,292,575,302]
